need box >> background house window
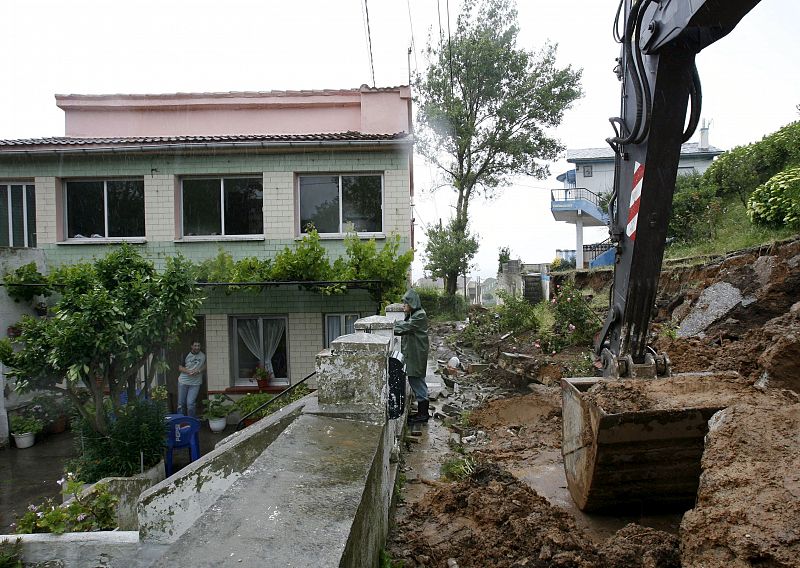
[583,165,593,177]
[232,316,289,387]
[0,183,36,247]
[182,177,263,236]
[298,174,382,234]
[324,313,359,347]
[65,179,144,238]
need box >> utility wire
[407,0,419,76]
[364,0,377,87]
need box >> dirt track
[387,237,800,568]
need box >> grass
[440,454,476,481]
[665,198,797,260]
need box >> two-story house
[0,85,413,406]
[551,123,722,268]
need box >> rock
[678,281,744,338]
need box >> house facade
[551,123,722,268]
[0,86,413,403]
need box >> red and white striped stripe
[626,162,645,241]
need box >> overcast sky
[1,0,798,279]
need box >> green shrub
[705,121,800,204]
[668,172,723,243]
[550,281,600,349]
[67,399,165,482]
[495,290,538,333]
[0,538,23,568]
[747,166,800,228]
[2,263,51,303]
[235,385,311,421]
[14,473,117,534]
[414,287,467,320]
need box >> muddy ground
[386,237,800,567]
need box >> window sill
[175,235,266,243]
[297,233,386,241]
[224,384,290,394]
[58,237,146,245]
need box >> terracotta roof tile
[0,132,411,149]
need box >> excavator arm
[596,0,762,377]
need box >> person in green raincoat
[394,289,430,423]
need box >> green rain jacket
[394,289,430,377]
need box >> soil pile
[581,372,760,414]
[680,395,800,567]
[387,462,680,568]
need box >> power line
[406,0,419,76]
[446,0,454,97]
[363,0,376,87]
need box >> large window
[64,179,144,239]
[182,177,263,237]
[231,316,289,387]
[0,183,36,247]
[298,174,382,234]
[324,313,360,347]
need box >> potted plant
[234,392,275,426]
[201,394,233,432]
[250,364,274,390]
[10,414,44,449]
[34,301,49,316]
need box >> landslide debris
[387,462,680,568]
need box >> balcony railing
[583,239,613,262]
[551,187,601,207]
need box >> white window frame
[296,173,384,237]
[62,178,145,243]
[324,313,360,348]
[230,315,290,387]
[180,176,264,241]
[0,182,35,248]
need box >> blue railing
[551,187,602,207]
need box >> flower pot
[47,415,68,434]
[256,379,270,391]
[208,417,227,432]
[13,432,36,449]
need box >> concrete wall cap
[331,332,390,348]
[385,303,405,313]
[354,315,395,330]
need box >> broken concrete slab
[677,281,744,338]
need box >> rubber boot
[408,400,430,424]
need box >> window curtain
[262,319,285,375]
[237,319,261,366]
[326,316,341,347]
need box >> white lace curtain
[237,318,285,375]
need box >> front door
[165,317,207,414]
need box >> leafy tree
[423,219,479,295]
[415,0,582,293]
[0,245,203,435]
[497,247,511,273]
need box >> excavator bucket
[560,372,757,513]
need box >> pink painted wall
[57,86,411,138]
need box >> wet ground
[0,422,235,533]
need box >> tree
[415,0,582,293]
[498,246,511,273]
[0,245,203,435]
[423,219,479,294]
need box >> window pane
[345,314,359,334]
[342,175,381,232]
[0,186,8,247]
[10,185,25,246]
[299,175,339,233]
[25,185,36,247]
[224,177,263,235]
[325,315,341,348]
[107,180,144,237]
[66,181,105,238]
[183,179,221,236]
[235,318,261,382]
[268,327,288,381]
